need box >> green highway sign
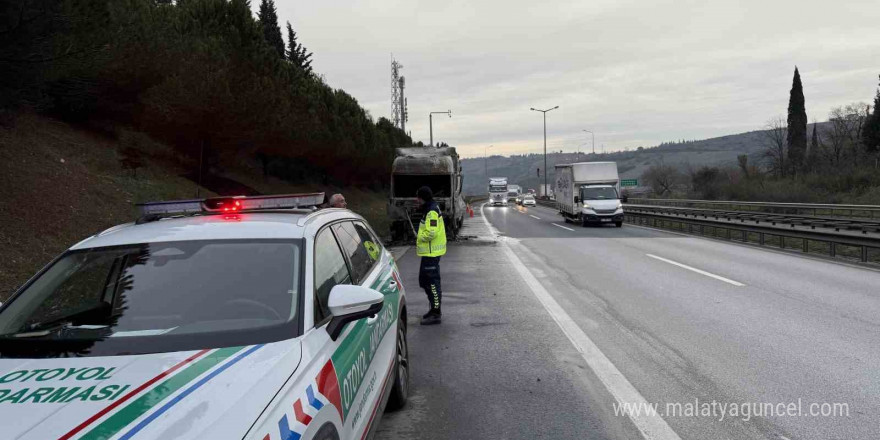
[621,179,638,187]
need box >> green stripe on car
[80,346,244,440]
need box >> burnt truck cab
[387,147,465,241]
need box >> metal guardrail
[625,209,880,265]
[625,204,880,235]
[628,198,880,220]
[536,199,556,208]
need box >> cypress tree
[786,67,808,173]
[286,21,313,74]
[863,75,880,154]
[807,122,821,170]
[258,0,284,58]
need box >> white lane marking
[480,203,501,235]
[646,254,745,287]
[502,243,682,440]
[529,215,541,220]
[552,223,575,232]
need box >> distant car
[522,195,536,206]
[515,195,523,205]
[0,194,409,440]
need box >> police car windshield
[0,240,302,357]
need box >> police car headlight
[583,203,592,209]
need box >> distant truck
[538,184,553,199]
[554,162,625,227]
[489,177,508,206]
[388,146,466,240]
[507,184,521,203]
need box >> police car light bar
[137,199,204,216]
[137,192,326,218]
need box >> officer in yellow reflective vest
[415,186,446,325]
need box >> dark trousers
[418,256,442,313]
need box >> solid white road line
[502,243,683,440]
[646,254,745,287]
[552,223,575,232]
[480,203,501,235]
[529,215,541,220]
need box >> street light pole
[530,106,559,197]
[484,145,493,181]
[429,110,452,147]
[582,130,595,156]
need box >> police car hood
[0,340,301,439]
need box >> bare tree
[642,161,681,196]
[826,113,848,167]
[827,103,870,167]
[761,116,787,177]
[737,154,749,178]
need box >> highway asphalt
[376,239,636,439]
[378,204,880,440]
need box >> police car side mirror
[574,196,580,203]
[326,285,384,341]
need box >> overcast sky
[264,0,880,158]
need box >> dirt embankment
[0,115,388,300]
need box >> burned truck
[388,146,466,241]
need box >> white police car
[0,194,409,440]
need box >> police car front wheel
[386,317,409,411]
[312,422,340,440]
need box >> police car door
[328,221,397,438]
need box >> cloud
[268,0,880,158]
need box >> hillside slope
[461,124,827,194]
[0,115,388,299]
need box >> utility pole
[429,110,452,147]
[391,57,403,129]
[530,106,559,196]
[582,129,595,156]
[399,76,406,133]
[484,145,493,184]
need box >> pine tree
[786,67,808,173]
[258,0,284,58]
[286,21,312,74]
[862,75,880,154]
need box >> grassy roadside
[0,114,389,300]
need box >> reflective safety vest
[364,240,380,261]
[416,204,447,257]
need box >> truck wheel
[563,217,571,224]
[615,221,623,228]
[581,216,589,227]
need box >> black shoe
[422,309,442,319]
[420,312,442,325]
